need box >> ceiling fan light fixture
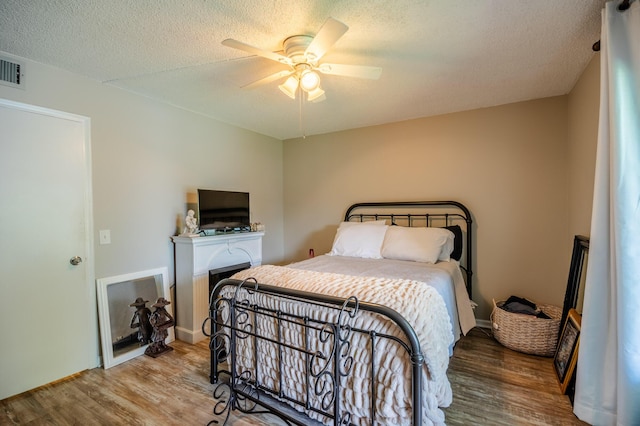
[300,70,320,91]
[306,86,325,102]
[278,76,299,99]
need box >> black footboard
[203,278,425,425]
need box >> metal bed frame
[344,201,473,298]
[204,201,473,425]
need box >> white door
[0,100,93,399]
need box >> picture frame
[96,267,174,369]
[561,235,589,328]
[554,308,582,394]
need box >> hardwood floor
[444,328,585,426]
[1,328,585,425]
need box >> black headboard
[344,201,473,298]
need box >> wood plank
[444,328,585,426]
[0,328,585,425]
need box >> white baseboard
[175,326,205,344]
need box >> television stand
[171,232,264,343]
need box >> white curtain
[573,1,640,425]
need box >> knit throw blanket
[223,265,453,425]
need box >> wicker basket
[491,299,562,357]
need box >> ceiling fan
[222,17,382,102]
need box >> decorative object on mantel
[250,222,265,232]
[182,209,199,236]
[145,297,175,358]
[129,297,153,345]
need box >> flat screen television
[197,189,250,233]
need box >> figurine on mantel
[182,209,199,236]
[145,297,175,358]
[129,297,153,345]
[250,222,265,232]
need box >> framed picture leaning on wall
[554,308,582,394]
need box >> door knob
[70,256,83,266]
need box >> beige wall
[0,53,284,364]
[282,53,602,322]
[283,97,572,320]
[567,55,600,239]
[0,49,600,343]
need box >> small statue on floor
[129,297,153,345]
[145,297,175,357]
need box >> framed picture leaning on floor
[554,308,582,394]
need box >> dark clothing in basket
[502,296,551,319]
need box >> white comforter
[289,255,477,341]
[228,264,454,425]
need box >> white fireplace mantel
[172,232,263,343]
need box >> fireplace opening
[209,262,251,296]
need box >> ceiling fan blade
[305,17,349,61]
[310,92,327,103]
[222,38,292,65]
[242,70,293,89]
[317,63,382,80]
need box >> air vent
[0,56,25,89]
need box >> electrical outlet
[99,229,111,245]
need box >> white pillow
[439,230,456,262]
[329,223,389,259]
[381,226,454,263]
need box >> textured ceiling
[0,0,606,140]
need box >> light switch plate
[99,229,111,245]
